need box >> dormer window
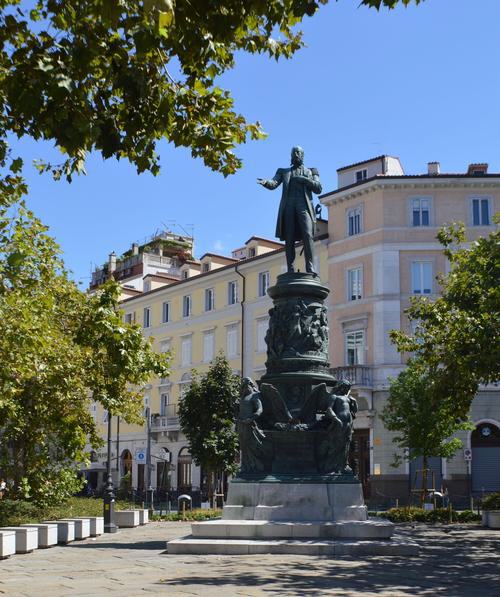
[248,247,256,258]
[355,169,367,182]
[202,262,210,273]
[182,270,189,279]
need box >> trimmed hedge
[1,496,121,527]
[151,509,222,522]
[375,507,481,523]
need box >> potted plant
[481,492,500,528]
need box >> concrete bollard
[76,516,104,536]
[43,520,75,544]
[61,518,90,540]
[115,510,140,528]
[0,526,38,554]
[21,523,58,548]
[0,530,16,559]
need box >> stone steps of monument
[191,519,394,540]
[166,537,419,556]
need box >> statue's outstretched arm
[257,169,282,190]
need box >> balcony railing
[151,405,179,431]
[330,366,372,387]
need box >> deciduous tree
[178,354,239,505]
[0,201,170,505]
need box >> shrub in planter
[482,493,500,528]
[482,492,500,510]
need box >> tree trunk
[421,455,429,507]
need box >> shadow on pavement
[156,526,500,596]
[69,540,167,551]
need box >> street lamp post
[145,406,154,513]
[103,412,117,533]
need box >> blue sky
[16,0,500,284]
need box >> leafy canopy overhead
[0,0,423,182]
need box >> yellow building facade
[87,229,329,499]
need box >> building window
[258,271,270,297]
[160,339,171,353]
[347,267,363,301]
[411,197,431,226]
[411,261,432,294]
[471,197,491,226]
[203,331,215,363]
[182,270,189,279]
[181,336,192,367]
[355,169,367,182]
[248,247,256,258]
[347,206,362,236]
[227,326,238,358]
[162,301,170,323]
[124,312,134,324]
[202,262,210,273]
[103,409,109,423]
[345,331,365,365]
[228,280,238,305]
[143,307,151,328]
[256,319,268,353]
[204,288,215,312]
[160,393,170,416]
[182,295,192,318]
[144,280,151,292]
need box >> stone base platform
[167,536,419,556]
[167,519,419,555]
[192,519,394,539]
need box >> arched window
[121,449,133,476]
[471,422,500,493]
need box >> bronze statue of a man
[258,146,322,274]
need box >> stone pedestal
[167,272,418,555]
[222,480,367,522]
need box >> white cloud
[213,240,225,252]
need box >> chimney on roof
[108,251,117,276]
[427,162,440,175]
[467,163,488,175]
[132,243,139,256]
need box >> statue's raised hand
[257,178,267,186]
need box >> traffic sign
[135,450,146,462]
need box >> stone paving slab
[0,522,499,596]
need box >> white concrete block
[138,509,149,525]
[76,516,104,536]
[115,510,140,528]
[21,524,58,548]
[488,511,500,528]
[0,526,38,553]
[44,520,75,544]
[0,530,16,559]
[61,518,90,540]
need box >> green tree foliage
[362,0,423,8]
[178,354,239,502]
[383,221,499,501]
[381,361,472,502]
[0,201,170,505]
[0,1,423,182]
[391,222,500,421]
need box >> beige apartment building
[321,156,500,506]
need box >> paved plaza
[0,521,499,596]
